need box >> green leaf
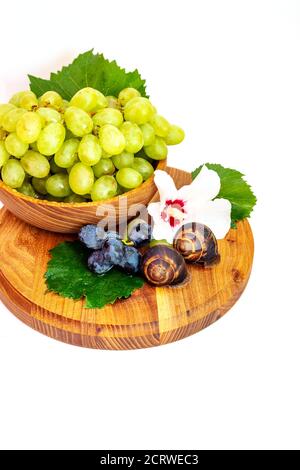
[29,50,147,100]
[192,163,257,224]
[45,241,144,309]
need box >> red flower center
[161,199,186,228]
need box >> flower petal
[153,170,178,203]
[152,222,176,244]
[148,201,177,243]
[187,198,232,239]
[147,202,162,222]
[178,165,221,202]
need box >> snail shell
[141,245,187,286]
[173,222,220,266]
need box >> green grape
[102,149,113,159]
[54,139,79,168]
[78,134,102,166]
[131,157,154,181]
[116,184,124,195]
[66,156,79,173]
[70,87,107,112]
[2,108,26,132]
[118,185,131,194]
[64,106,93,137]
[5,133,28,158]
[37,122,66,156]
[0,141,10,168]
[64,194,87,203]
[151,114,170,137]
[139,123,155,146]
[9,91,28,107]
[60,100,70,112]
[93,158,115,177]
[16,112,43,144]
[65,128,76,140]
[99,124,126,155]
[18,181,38,198]
[39,91,63,110]
[69,162,94,195]
[1,159,25,188]
[112,151,134,169]
[32,176,48,195]
[0,104,16,125]
[106,96,120,109]
[50,158,67,174]
[165,125,185,145]
[92,108,123,128]
[19,91,38,110]
[37,107,63,124]
[21,150,50,178]
[0,128,8,140]
[124,97,155,125]
[93,91,108,111]
[116,167,143,189]
[45,195,65,202]
[91,175,118,201]
[46,174,71,198]
[135,148,154,163]
[118,88,141,107]
[120,122,144,153]
[144,137,168,160]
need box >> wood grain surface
[0,168,254,350]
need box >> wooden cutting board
[0,168,254,349]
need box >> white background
[0,0,299,450]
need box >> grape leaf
[45,241,144,309]
[192,163,257,224]
[29,50,147,100]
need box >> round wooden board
[0,168,254,350]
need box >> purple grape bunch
[79,220,152,276]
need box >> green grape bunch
[0,87,185,202]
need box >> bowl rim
[0,159,166,208]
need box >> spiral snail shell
[141,245,187,286]
[173,222,220,266]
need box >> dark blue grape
[84,226,141,276]
[96,227,122,244]
[95,226,106,243]
[104,231,122,241]
[79,225,103,250]
[102,238,125,265]
[79,225,122,250]
[119,245,141,274]
[87,250,113,275]
[127,219,152,247]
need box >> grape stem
[122,239,135,246]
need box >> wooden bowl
[0,159,166,233]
